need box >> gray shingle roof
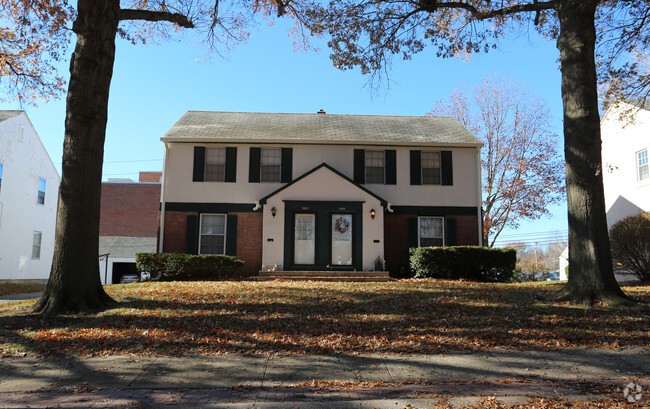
[162,111,482,146]
[0,110,24,123]
[99,236,157,259]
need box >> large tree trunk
[555,0,632,307]
[34,0,120,316]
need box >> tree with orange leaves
[429,76,565,248]
[2,0,312,316]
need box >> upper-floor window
[193,146,236,183]
[261,148,282,182]
[418,217,444,247]
[638,149,649,181]
[0,163,3,194]
[37,178,46,205]
[365,150,385,184]
[199,214,226,255]
[421,151,442,185]
[32,231,42,259]
[205,148,226,181]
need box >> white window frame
[418,216,445,247]
[198,214,227,255]
[205,147,226,182]
[421,151,442,185]
[637,149,649,182]
[32,231,42,260]
[261,148,282,182]
[365,150,385,184]
[37,177,46,205]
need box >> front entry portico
[284,201,363,271]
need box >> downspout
[476,146,483,247]
[158,142,169,253]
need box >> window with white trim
[365,150,385,184]
[205,148,226,181]
[261,148,281,182]
[32,231,42,260]
[37,177,46,205]
[199,214,226,255]
[638,149,649,181]
[422,151,442,185]
[418,217,444,247]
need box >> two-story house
[159,111,483,276]
[0,111,60,282]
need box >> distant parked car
[119,274,139,284]
[546,271,560,281]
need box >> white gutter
[386,202,394,213]
[158,142,170,253]
[253,201,261,211]
[476,146,483,247]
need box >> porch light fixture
[271,207,277,218]
[370,209,376,219]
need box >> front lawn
[0,280,648,357]
[0,282,46,296]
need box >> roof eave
[161,137,483,148]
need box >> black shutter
[407,217,419,249]
[192,147,205,182]
[186,215,198,254]
[385,150,397,185]
[281,148,293,183]
[410,150,421,185]
[249,147,261,183]
[353,149,365,184]
[226,215,238,256]
[441,151,453,186]
[445,218,458,246]
[225,147,237,183]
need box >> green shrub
[409,246,516,282]
[609,212,650,282]
[136,253,244,281]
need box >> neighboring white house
[601,100,650,227]
[0,111,60,282]
[560,100,650,282]
[159,111,483,276]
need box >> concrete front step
[258,271,391,282]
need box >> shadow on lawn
[2,282,647,358]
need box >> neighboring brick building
[98,172,161,284]
[159,111,483,277]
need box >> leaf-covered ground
[0,280,648,358]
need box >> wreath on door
[334,217,350,234]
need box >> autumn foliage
[1,280,648,358]
[429,76,565,247]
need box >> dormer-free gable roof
[0,110,24,123]
[162,111,482,147]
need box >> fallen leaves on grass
[0,280,648,357]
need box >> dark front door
[285,201,362,271]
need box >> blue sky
[5,18,567,248]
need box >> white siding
[0,113,60,280]
[601,102,650,228]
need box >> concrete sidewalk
[0,293,42,304]
[0,348,648,408]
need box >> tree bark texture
[556,0,630,306]
[34,0,119,315]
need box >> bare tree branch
[119,8,194,28]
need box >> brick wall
[99,183,160,237]
[234,212,263,275]
[162,211,194,254]
[163,211,263,275]
[384,213,479,276]
[139,172,162,183]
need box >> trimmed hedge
[609,212,650,282]
[410,246,516,282]
[136,253,244,281]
